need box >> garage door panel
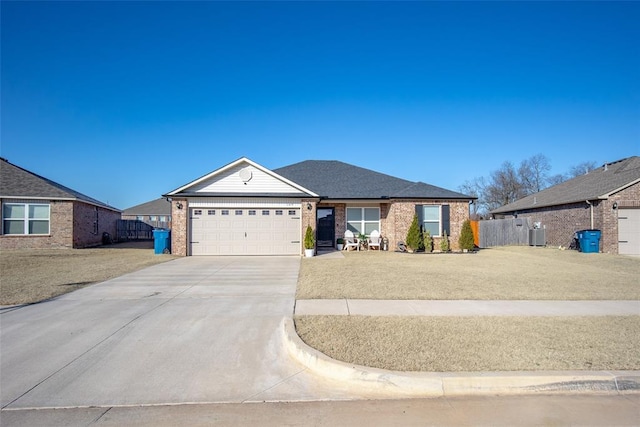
[190,207,300,255]
[618,208,640,256]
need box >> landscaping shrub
[440,230,450,252]
[405,214,424,251]
[459,219,475,251]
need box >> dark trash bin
[153,229,171,254]
[576,229,601,253]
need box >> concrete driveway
[1,256,352,410]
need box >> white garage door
[190,207,301,255]
[618,208,640,256]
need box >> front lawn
[297,246,640,300]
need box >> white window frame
[2,202,50,235]
[422,205,441,237]
[346,207,380,236]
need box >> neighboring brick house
[0,158,121,249]
[163,157,474,256]
[491,156,640,256]
[122,198,172,229]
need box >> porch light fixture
[612,202,618,210]
[176,202,183,210]
[306,202,312,210]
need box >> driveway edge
[282,318,640,397]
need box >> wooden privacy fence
[116,219,154,241]
[478,218,531,248]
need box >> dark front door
[316,208,335,247]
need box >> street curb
[282,317,640,397]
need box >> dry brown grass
[298,246,640,300]
[0,241,178,305]
[295,315,640,372]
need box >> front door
[316,208,335,247]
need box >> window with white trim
[422,205,441,237]
[346,207,380,235]
[2,203,50,235]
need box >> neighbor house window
[136,215,144,221]
[2,203,50,235]
[346,207,380,235]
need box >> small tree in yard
[440,230,450,252]
[304,225,315,250]
[459,220,475,251]
[423,230,433,253]
[405,214,424,252]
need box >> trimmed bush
[440,230,450,252]
[304,225,315,249]
[459,220,475,251]
[406,214,424,251]
[424,231,433,253]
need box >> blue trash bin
[153,229,171,255]
[577,229,601,253]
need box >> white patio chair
[343,230,360,251]
[368,230,381,250]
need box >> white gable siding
[190,164,304,194]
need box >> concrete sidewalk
[295,299,640,316]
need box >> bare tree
[568,161,598,178]
[461,156,600,214]
[458,176,487,218]
[484,161,526,211]
[518,153,551,193]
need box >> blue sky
[2,1,638,209]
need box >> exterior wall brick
[315,200,469,252]
[0,200,119,250]
[499,182,640,254]
[73,202,120,248]
[388,200,470,251]
[300,199,318,254]
[170,199,188,256]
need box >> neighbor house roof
[122,198,171,216]
[0,157,120,211]
[492,156,640,214]
[274,160,473,200]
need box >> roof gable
[0,158,119,211]
[166,157,318,197]
[492,156,640,214]
[274,160,472,200]
[123,198,171,216]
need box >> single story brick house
[163,157,474,256]
[122,198,172,229]
[491,156,640,256]
[0,158,121,249]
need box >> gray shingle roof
[0,158,119,211]
[274,160,472,200]
[492,156,640,214]
[122,198,171,216]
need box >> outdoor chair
[343,230,360,251]
[368,230,381,250]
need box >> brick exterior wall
[170,199,189,256]
[387,200,470,251]
[73,202,120,248]
[0,200,119,250]
[603,182,640,254]
[300,199,318,254]
[320,200,470,252]
[500,181,639,254]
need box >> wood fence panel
[479,218,531,248]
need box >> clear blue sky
[2,1,638,209]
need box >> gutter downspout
[585,200,594,229]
